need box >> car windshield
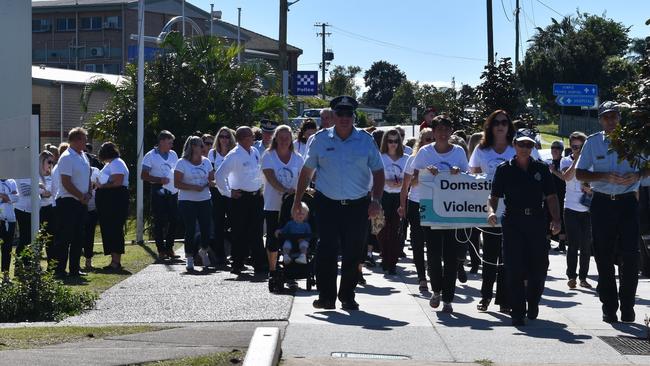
[303,110,321,117]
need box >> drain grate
[331,352,410,360]
[598,336,650,356]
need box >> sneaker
[429,292,441,308]
[477,298,491,311]
[283,255,292,265]
[199,248,211,267]
[158,251,169,261]
[567,278,577,289]
[357,272,366,286]
[457,265,467,284]
[418,280,428,292]
[295,254,307,264]
[84,257,93,271]
[442,302,453,313]
[186,257,195,272]
[579,279,592,289]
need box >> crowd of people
[0,96,646,326]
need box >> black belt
[593,191,636,201]
[236,189,262,196]
[151,184,175,195]
[505,207,544,216]
[316,191,367,206]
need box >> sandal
[477,298,491,311]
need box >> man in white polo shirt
[55,127,91,277]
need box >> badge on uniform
[534,172,542,181]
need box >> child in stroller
[276,202,311,265]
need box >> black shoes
[469,266,479,274]
[602,313,619,323]
[312,299,335,310]
[357,272,366,285]
[340,300,360,311]
[457,264,467,284]
[527,304,539,320]
[621,309,635,323]
[364,255,376,267]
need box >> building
[32,0,302,75]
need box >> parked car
[290,108,323,129]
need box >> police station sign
[419,172,504,229]
[292,71,318,96]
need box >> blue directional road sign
[293,71,318,96]
[553,83,598,97]
[555,95,597,107]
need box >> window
[56,18,76,31]
[104,15,122,29]
[32,19,52,32]
[103,64,121,74]
[80,17,102,30]
[84,64,103,73]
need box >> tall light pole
[487,0,494,64]
[210,4,214,36]
[237,7,242,64]
[181,0,186,37]
[136,0,145,244]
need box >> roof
[32,65,126,86]
[33,0,209,18]
[214,20,301,54]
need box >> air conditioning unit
[90,47,104,57]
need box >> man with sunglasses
[292,95,384,311]
[576,101,649,324]
[488,129,561,326]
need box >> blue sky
[199,1,648,88]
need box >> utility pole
[279,0,288,72]
[237,7,242,63]
[316,22,331,99]
[486,0,494,64]
[514,0,520,68]
[210,4,214,36]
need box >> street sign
[555,95,597,107]
[553,83,598,97]
[292,71,318,96]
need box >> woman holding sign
[468,110,515,314]
[377,129,409,275]
[411,116,469,313]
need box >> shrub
[0,231,97,322]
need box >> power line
[535,0,564,18]
[529,0,536,25]
[501,0,512,22]
[329,25,486,63]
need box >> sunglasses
[551,146,563,150]
[516,142,534,149]
[46,160,54,165]
[218,135,230,139]
[335,110,354,117]
[423,137,433,142]
[387,139,400,144]
[493,118,509,126]
[571,144,582,150]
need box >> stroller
[269,192,318,293]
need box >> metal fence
[559,115,600,136]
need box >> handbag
[579,192,593,208]
[370,210,386,235]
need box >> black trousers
[40,205,57,261]
[564,208,592,280]
[480,227,508,306]
[0,221,17,272]
[407,200,430,281]
[83,210,98,258]
[151,188,178,253]
[590,193,639,315]
[502,214,549,319]
[210,187,230,259]
[55,197,87,274]
[96,186,129,255]
[425,228,459,303]
[314,192,369,303]
[178,199,212,256]
[377,192,401,269]
[264,210,281,252]
[14,209,31,251]
[230,192,265,270]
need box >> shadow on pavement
[513,319,592,344]
[355,284,401,296]
[435,311,510,330]
[539,297,581,309]
[611,322,648,338]
[306,310,409,330]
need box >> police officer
[575,101,648,323]
[254,119,278,156]
[488,129,561,326]
[292,96,384,310]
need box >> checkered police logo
[296,74,316,86]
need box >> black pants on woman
[83,210,98,258]
[564,208,592,281]
[0,221,17,272]
[96,187,129,255]
[264,211,281,252]
[407,200,430,281]
[377,192,401,270]
[210,187,230,260]
[480,227,508,306]
[425,228,459,303]
[40,205,57,261]
[150,186,178,254]
[178,199,212,257]
[14,209,30,253]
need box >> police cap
[329,95,359,111]
[260,119,279,133]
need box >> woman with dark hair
[468,109,515,313]
[95,142,130,271]
[201,134,214,157]
[293,119,318,157]
[208,127,236,264]
[38,151,57,261]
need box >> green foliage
[386,81,418,124]
[253,95,287,122]
[476,57,524,119]
[361,60,406,109]
[325,65,362,98]
[0,231,97,322]
[355,110,370,128]
[519,12,636,114]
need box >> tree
[361,61,406,109]
[476,57,523,118]
[386,81,418,123]
[519,13,636,113]
[325,65,362,98]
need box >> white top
[261,150,304,211]
[50,165,60,207]
[14,178,33,213]
[142,148,178,194]
[403,145,413,156]
[293,140,308,158]
[0,179,19,222]
[56,147,91,201]
[39,175,54,207]
[411,143,469,175]
[215,144,263,198]
[560,156,589,212]
[208,148,228,171]
[469,145,516,180]
[174,157,213,202]
[381,153,409,193]
[100,158,129,188]
[404,154,422,203]
[88,167,101,211]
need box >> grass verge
[0,325,164,350]
[537,123,569,149]
[141,350,245,366]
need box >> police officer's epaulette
[313,128,329,137]
[360,128,373,137]
[586,131,602,140]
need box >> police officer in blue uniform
[254,119,278,156]
[488,129,561,326]
[576,101,649,323]
[292,95,384,311]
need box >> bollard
[242,327,281,366]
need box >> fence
[559,114,600,136]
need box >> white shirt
[50,165,60,207]
[381,153,409,194]
[403,145,413,155]
[14,178,33,212]
[261,150,304,211]
[88,167,101,211]
[40,175,54,207]
[293,140,308,158]
[100,158,130,188]
[404,155,422,203]
[469,145,516,180]
[57,147,91,201]
[0,179,19,222]
[142,148,178,194]
[216,144,263,198]
[208,148,228,171]
[174,157,213,202]
[560,156,589,212]
[411,143,469,175]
